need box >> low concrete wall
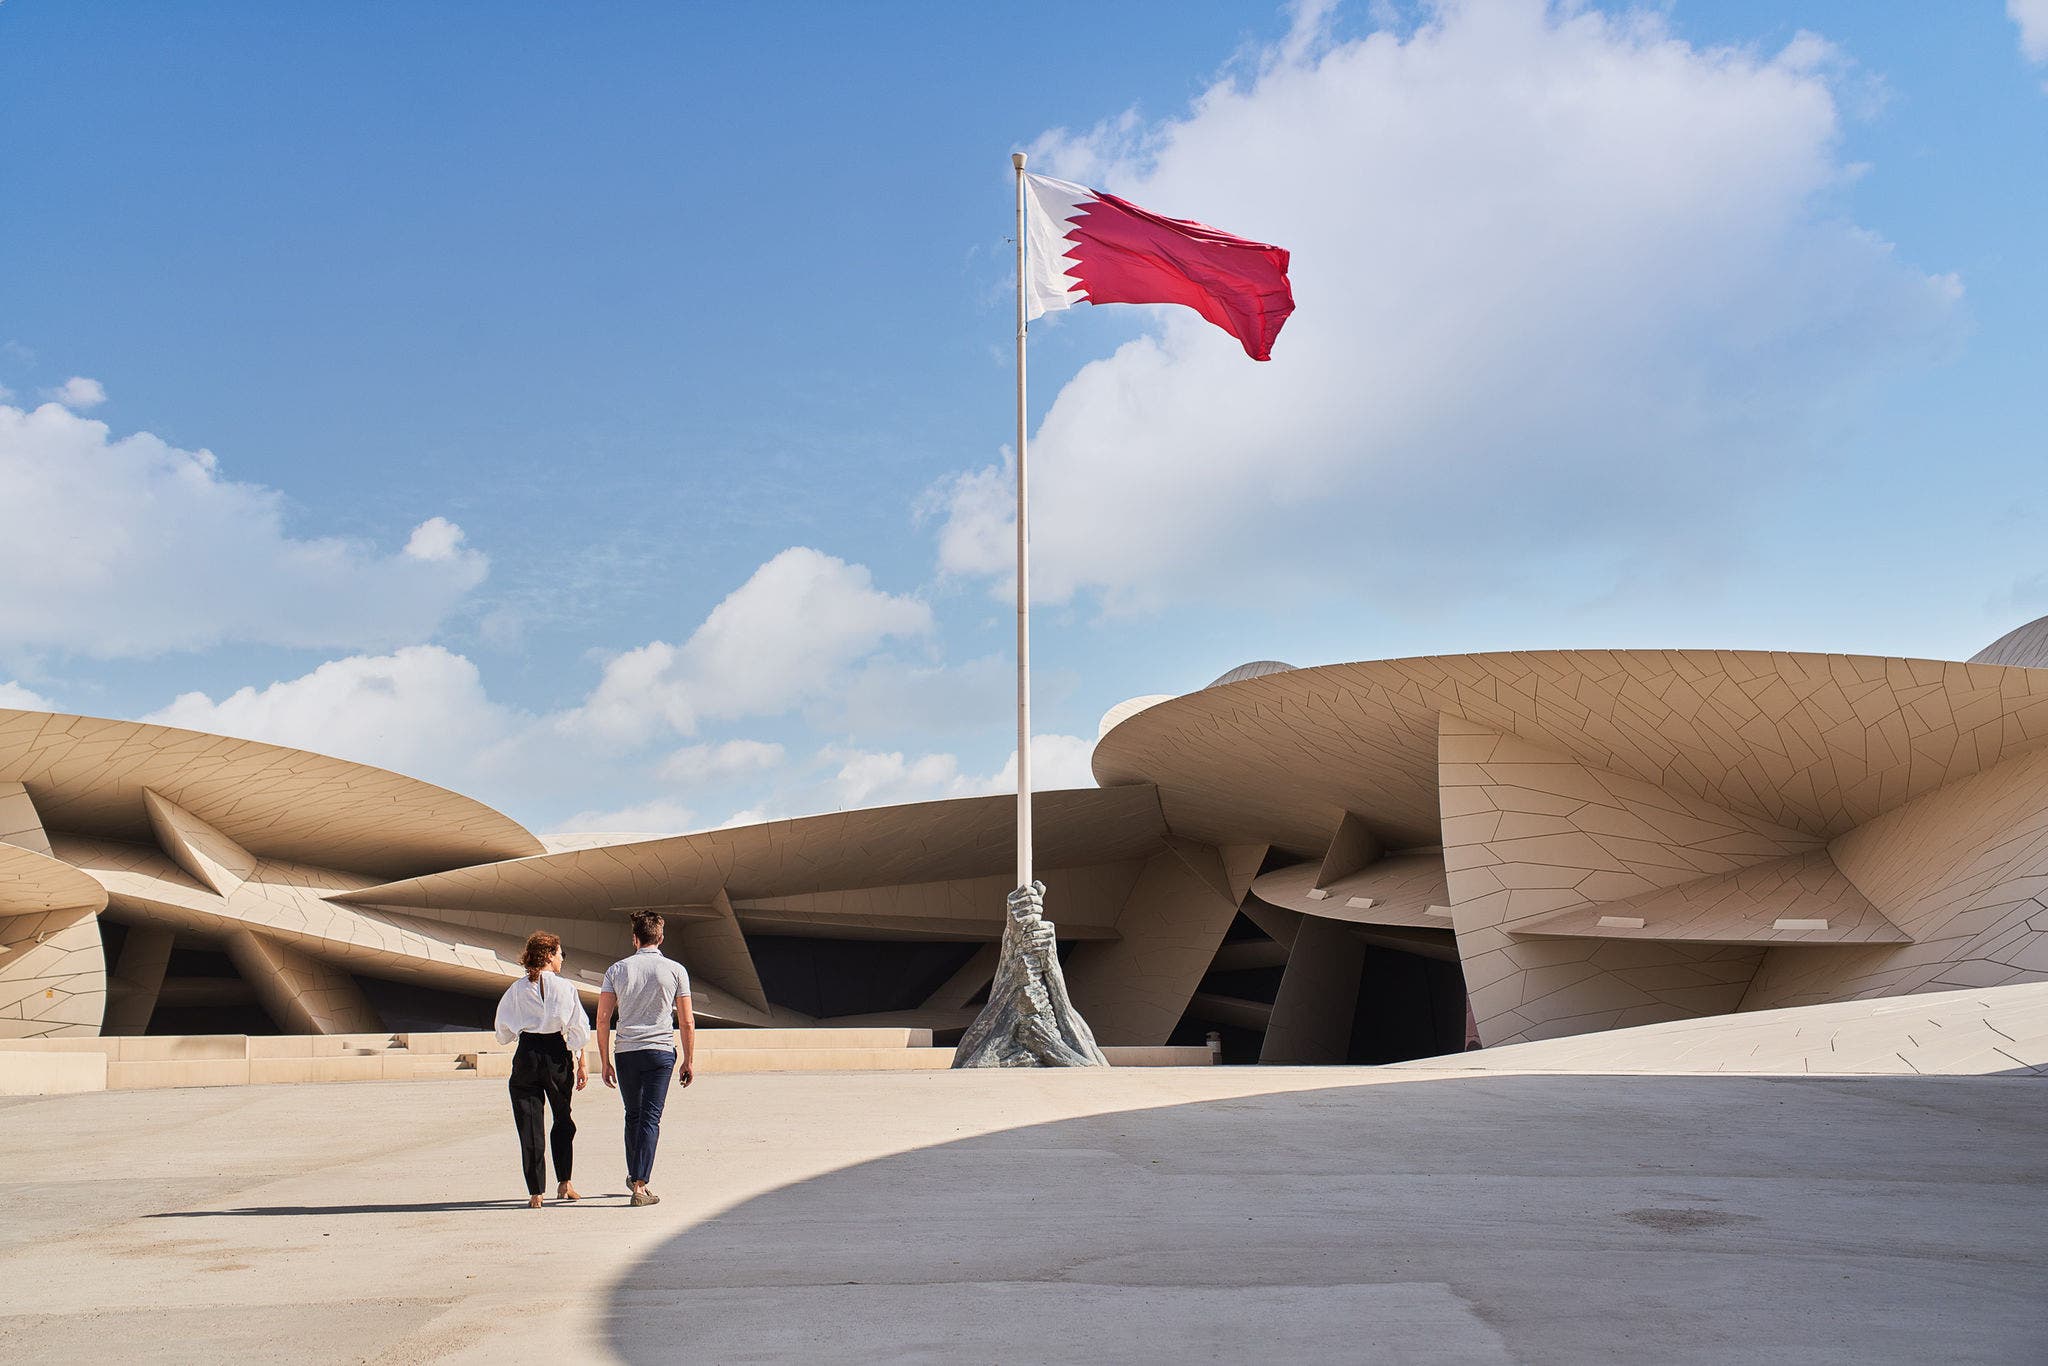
[0,1049,107,1096]
[1102,1046,1216,1067]
[0,1029,1218,1090]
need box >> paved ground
[0,1066,2042,1364]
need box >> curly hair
[521,931,562,980]
[630,910,664,946]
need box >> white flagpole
[1012,150,1033,891]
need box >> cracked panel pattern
[1094,651,2048,853]
[337,787,1171,918]
[1744,742,2048,1010]
[0,708,541,877]
[1440,715,1809,1044]
[1250,850,1449,929]
[1511,848,1908,946]
[0,908,104,1037]
[54,833,775,1028]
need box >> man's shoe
[630,1187,660,1207]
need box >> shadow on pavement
[603,1072,2048,1365]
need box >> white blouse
[493,971,591,1050]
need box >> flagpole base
[951,881,1110,1069]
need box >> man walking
[597,911,695,1207]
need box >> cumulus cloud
[718,732,1099,825]
[0,680,53,710]
[45,376,106,410]
[0,402,489,657]
[552,799,700,838]
[566,547,932,744]
[2013,0,2048,65]
[657,739,787,784]
[144,645,524,784]
[402,516,470,562]
[933,0,1962,611]
[123,545,987,828]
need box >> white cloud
[824,651,1011,734]
[0,402,489,657]
[45,377,105,410]
[657,738,787,784]
[934,0,1962,612]
[402,516,470,562]
[985,732,1099,793]
[117,542,1002,831]
[566,546,932,744]
[143,645,523,783]
[552,799,699,837]
[2013,0,2048,64]
[0,680,52,710]
[717,732,1099,824]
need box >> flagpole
[1012,150,1033,892]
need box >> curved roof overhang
[1093,650,2048,856]
[0,840,110,918]
[0,709,543,879]
[335,784,1170,918]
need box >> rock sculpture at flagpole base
[951,881,1110,1068]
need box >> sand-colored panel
[1064,844,1242,1046]
[1314,811,1383,888]
[101,922,174,1036]
[0,839,109,919]
[0,906,105,1038]
[730,861,1143,942]
[1094,650,2048,854]
[143,788,258,897]
[224,929,382,1035]
[674,889,768,1013]
[1440,715,1801,1044]
[0,781,53,856]
[333,786,1169,918]
[58,835,776,1029]
[1512,847,1908,946]
[1251,849,1449,929]
[1259,915,1367,1063]
[1743,742,2048,1010]
[0,708,540,877]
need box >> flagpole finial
[1012,151,1027,170]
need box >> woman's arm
[562,984,592,1089]
[492,983,519,1045]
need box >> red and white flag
[1023,173,1295,361]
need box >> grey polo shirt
[601,946,692,1054]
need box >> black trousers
[509,1032,575,1195]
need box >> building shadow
[602,1071,2048,1365]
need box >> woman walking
[493,931,590,1208]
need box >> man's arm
[675,992,695,1087]
[597,990,618,1088]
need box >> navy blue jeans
[615,1047,674,1185]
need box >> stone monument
[951,881,1109,1068]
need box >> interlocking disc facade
[6,622,2048,1062]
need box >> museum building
[5,618,2047,1064]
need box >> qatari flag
[1023,172,1295,361]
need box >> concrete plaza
[0,1065,2042,1364]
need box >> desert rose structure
[5,619,2048,1063]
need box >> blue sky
[2,0,2044,833]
